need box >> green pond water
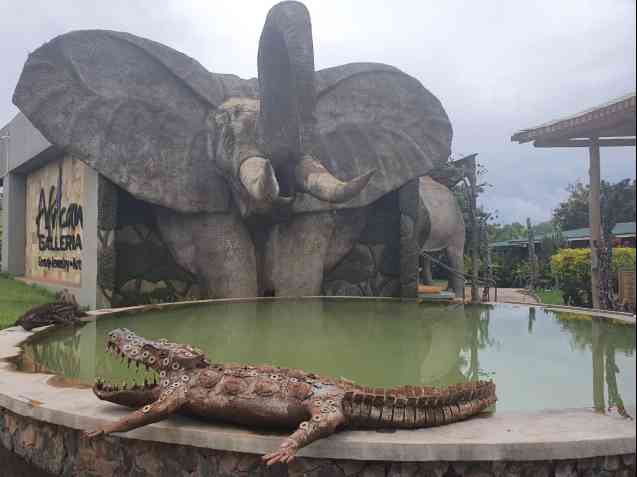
[17,300,636,413]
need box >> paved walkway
[464,287,539,304]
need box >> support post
[591,318,605,412]
[1,172,27,275]
[399,179,419,299]
[469,166,480,304]
[527,217,536,291]
[589,138,601,309]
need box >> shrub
[550,247,636,307]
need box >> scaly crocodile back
[342,380,496,429]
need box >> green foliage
[536,289,564,305]
[553,179,636,230]
[550,248,636,307]
[532,220,556,236]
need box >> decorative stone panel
[24,156,86,285]
[111,189,197,306]
[96,175,118,307]
[323,192,401,297]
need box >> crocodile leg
[85,388,186,438]
[262,397,346,466]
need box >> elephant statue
[419,176,466,296]
[13,1,452,299]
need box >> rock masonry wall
[1,407,635,477]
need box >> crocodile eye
[142,405,152,413]
[270,374,280,381]
[126,334,134,340]
[290,377,299,383]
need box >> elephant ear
[13,30,257,213]
[294,63,452,212]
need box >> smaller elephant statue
[419,176,465,296]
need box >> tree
[553,179,636,230]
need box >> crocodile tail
[341,380,496,429]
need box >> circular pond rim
[1,297,635,462]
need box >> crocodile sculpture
[85,328,497,465]
[15,289,86,331]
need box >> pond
[16,300,636,413]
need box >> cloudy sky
[1,0,635,224]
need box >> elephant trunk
[295,156,375,203]
[255,2,374,206]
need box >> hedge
[550,247,636,307]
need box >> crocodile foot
[262,440,298,466]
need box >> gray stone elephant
[13,1,452,299]
[419,176,466,296]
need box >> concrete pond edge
[0,298,635,468]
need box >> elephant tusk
[240,157,280,203]
[294,155,375,203]
[239,156,293,205]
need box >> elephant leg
[263,213,336,297]
[154,209,257,298]
[421,254,434,285]
[446,239,465,297]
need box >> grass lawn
[0,275,56,330]
[536,288,565,305]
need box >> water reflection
[16,301,636,412]
[545,310,635,415]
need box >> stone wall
[111,189,197,306]
[1,407,634,477]
[24,156,86,285]
[323,192,401,297]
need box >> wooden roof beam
[534,137,636,148]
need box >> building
[1,113,105,308]
[491,222,636,252]
[511,93,636,308]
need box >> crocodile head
[105,328,209,372]
[93,328,209,405]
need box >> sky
[0,0,635,224]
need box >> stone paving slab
[1,325,635,463]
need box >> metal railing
[420,251,498,302]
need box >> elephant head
[13,1,452,222]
